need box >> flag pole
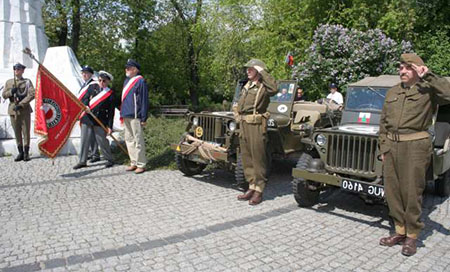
[22,47,128,156]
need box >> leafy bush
[115,117,187,170]
[295,24,413,99]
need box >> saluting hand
[253,65,264,73]
[411,63,428,78]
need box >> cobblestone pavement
[0,155,449,272]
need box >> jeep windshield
[345,86,388,112]
[270,81,296,102]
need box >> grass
[113,116,188,170]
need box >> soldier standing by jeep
[2,63,35,162]
[379,53,450,256]
[236,59,277,205]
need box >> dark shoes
[380,234,417,256]
[73,163,87,170]
[89,157,101,163]
[249,191,263,205]
[105,161,114,168]
[380,234,406,247]
[237,190,255,201]
[401,237,417,256]
[15,145,24,161]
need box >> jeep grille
[326,134,377,174]
[196,116,227,142]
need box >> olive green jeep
[171,80,341,187]
[292,75,450,207]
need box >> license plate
[341,179,385,198]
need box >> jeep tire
[175,153,206,176]
[234,154,249,191]
[292,153,320,207]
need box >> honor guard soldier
[77,65,100,163]
[2,63,35,161]
[236,59,277,205]
[379,53,450,256]
[121,59,149,174]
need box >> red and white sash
[77,80,98,100]
[80,87,113,119]
[121,75,143,102]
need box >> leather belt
[387,131,429,142]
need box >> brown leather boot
[379,233,406,247]
[237,190,254,201]
[249,191,263,205]
[401,237,417,256]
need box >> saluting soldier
[236,59,277,205]
[379,53,450,256]
[2,63,35,161]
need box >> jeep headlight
[316,134,327,146]
[228,121,236,131]
[192,117,199,126]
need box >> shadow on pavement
[187,159,294,201]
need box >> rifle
[12,66,19,115]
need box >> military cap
[13,63,26,70]
[329,83,338,89]
[125,59,141,70]
[244,59,267,70]
[81,65,94,74]
[400,53,425,66]
[98,70,114,81]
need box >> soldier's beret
[13,63,26,70]
[81,65,94,74]
[400,53,424,66]
[125,59,141,70]
[98,70,114,81]
[329,83,338,89]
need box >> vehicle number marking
[267,119,275,127]
[341,180,384,198]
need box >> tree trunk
[55,0,68,46]
[71,0,81,55]
[187,34,199,108]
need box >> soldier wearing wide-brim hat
[235,59,277,205]
[2,63,35,161]
[379,53,450,256]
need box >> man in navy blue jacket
[121,59,149,174]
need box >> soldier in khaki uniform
[379,53,450,256]
[2,63,35,161]
[236,59,277,205]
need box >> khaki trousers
[383,137,432,239]
[10,112,31,147]
[239,121,268,193]
[124,118,147,168]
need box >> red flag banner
[34,65,85,158]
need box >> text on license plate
[341,179,384,198]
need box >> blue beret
[125,59,141,70]
[13,63,26,70]
[329,83,338,89]
[81,65,94,74]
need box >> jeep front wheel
[234,155,249,191]
[292,153,320,207]
[175,153,206,176]
[435,169,450,197]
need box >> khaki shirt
[379,73,450,153]
[237,70,277,115]
[2,77,35,116]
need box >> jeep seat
[434,122,450,155]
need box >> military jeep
[171,79,341,185]
[292,75,450,207]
